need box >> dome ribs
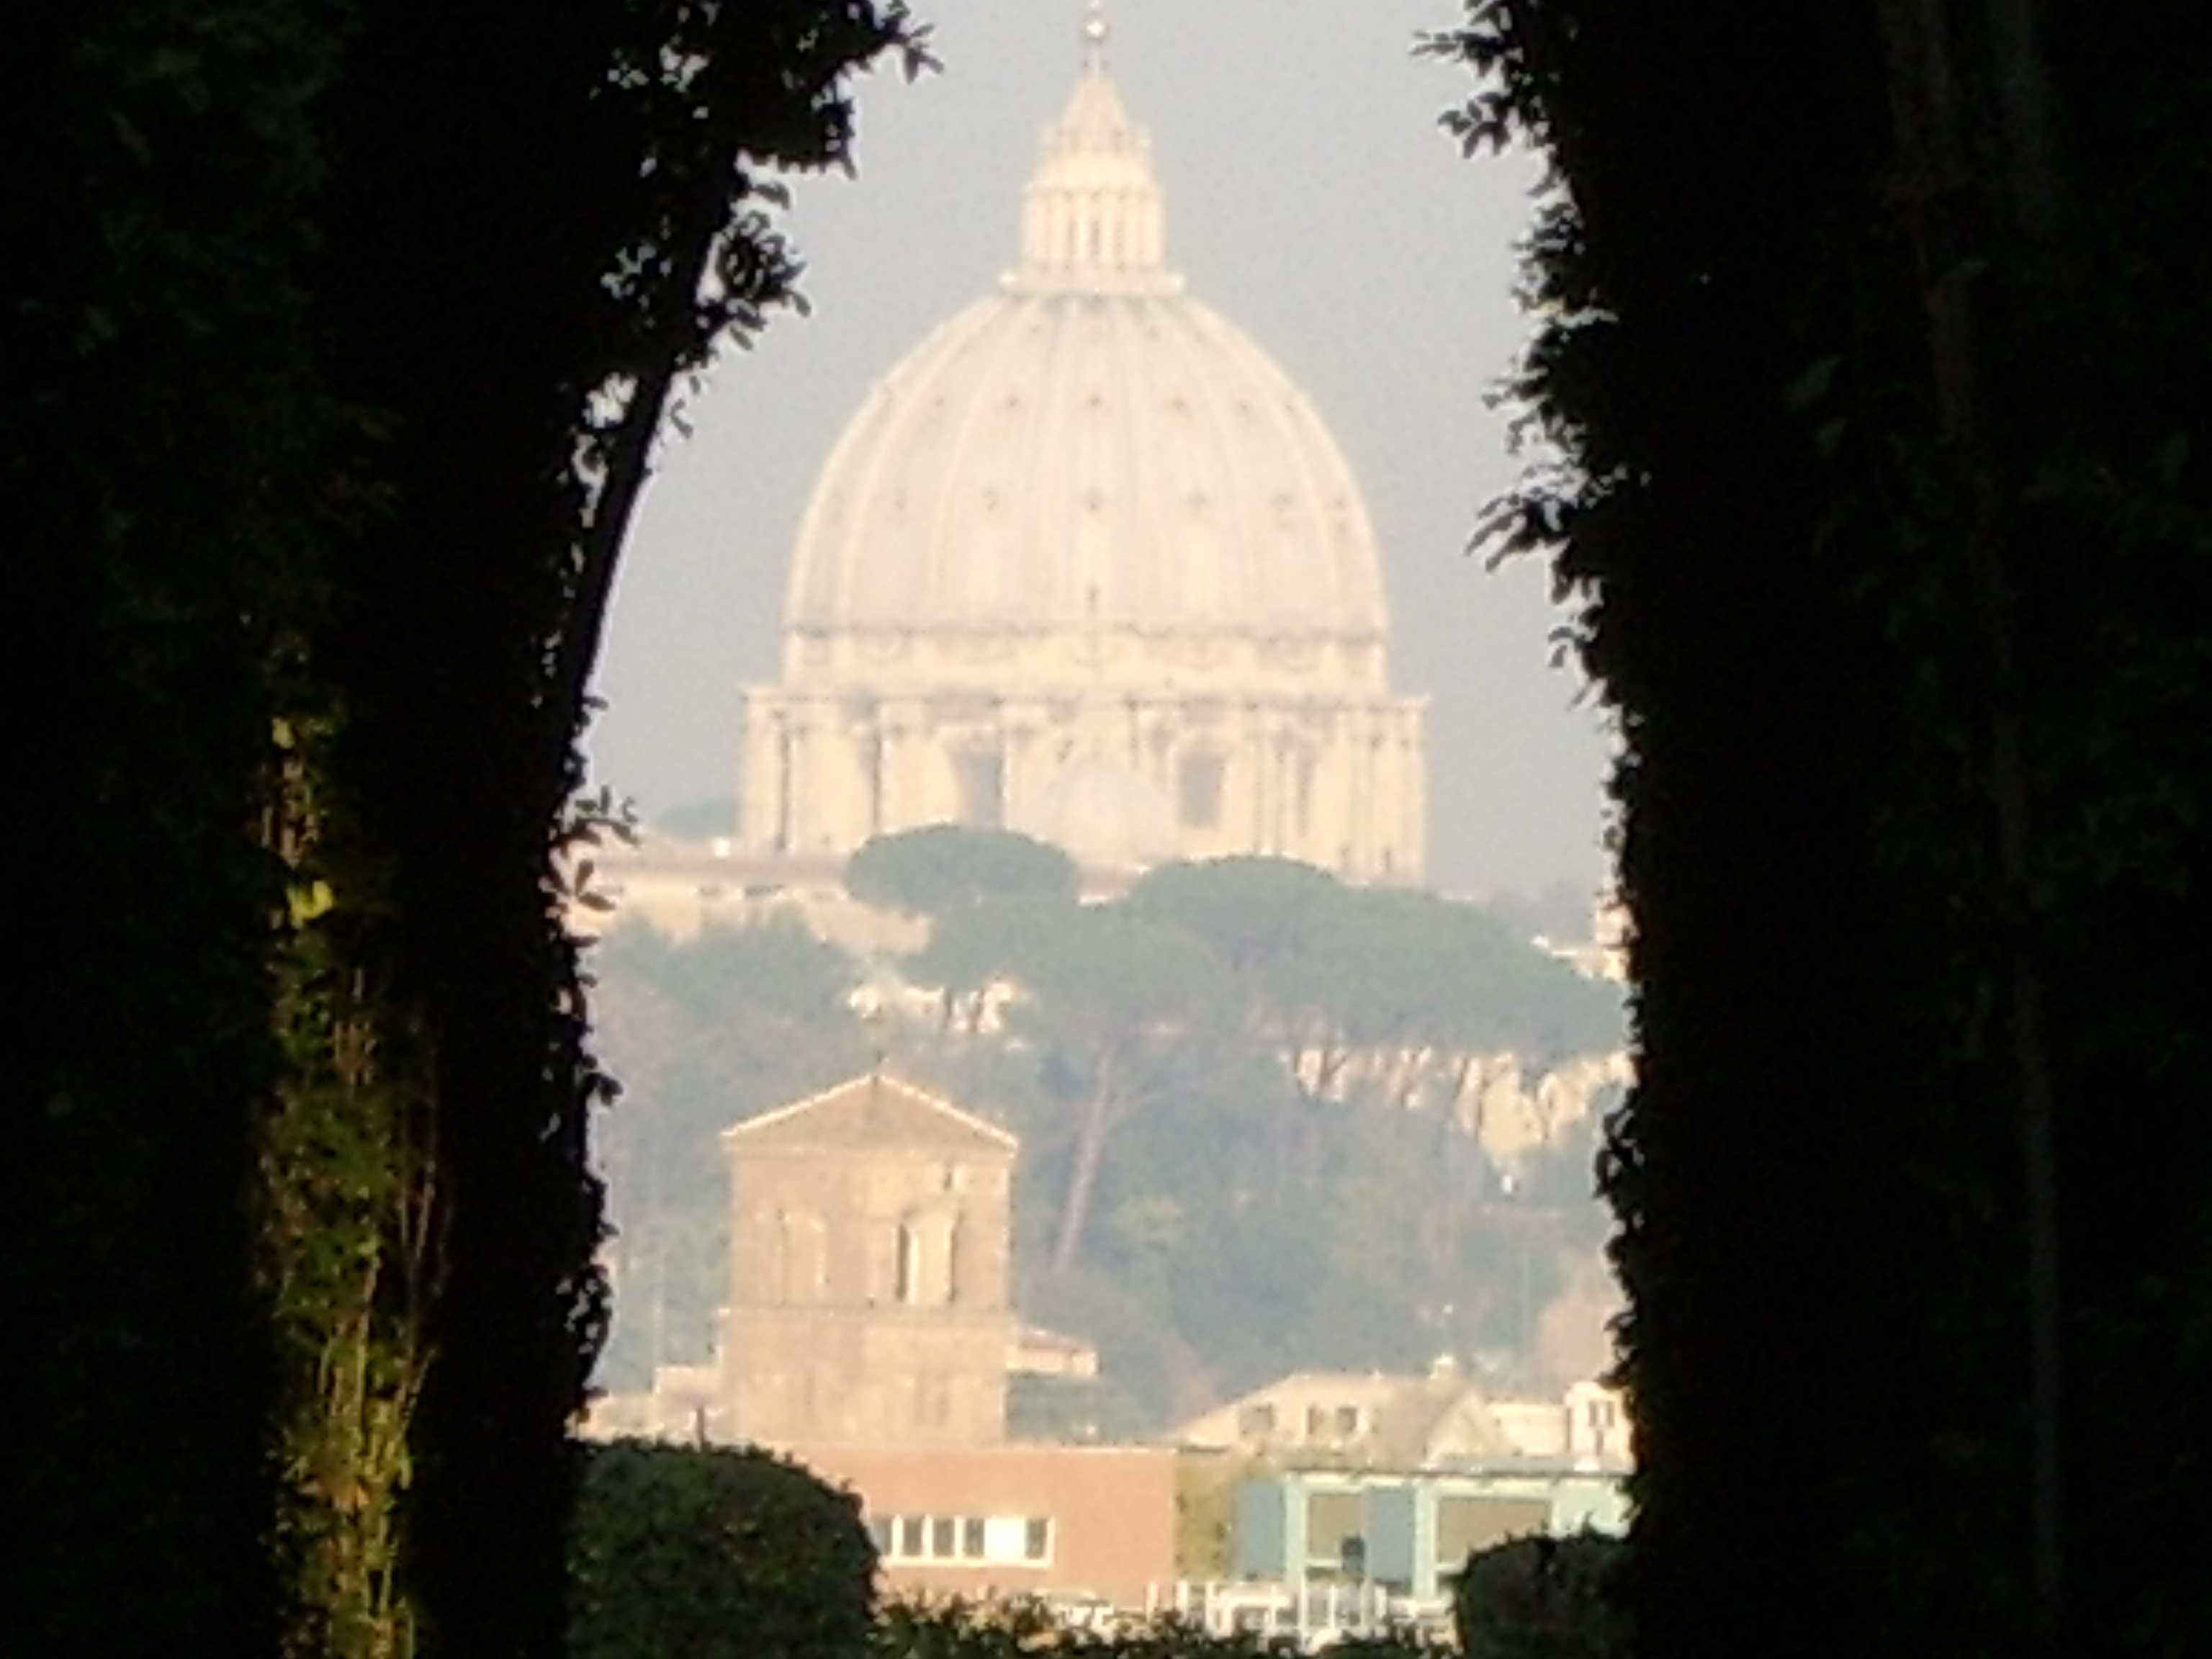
[920,290,1034,628]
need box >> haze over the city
[585,0,1613,901]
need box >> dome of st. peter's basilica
[737,30,1426,881]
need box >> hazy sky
[585,0,1615,899]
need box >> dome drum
[737,683,1424,881]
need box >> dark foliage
[9,1,920,1654]
[305,10,923,1652]
[1449,1531,1624,1659]
[1433,1,2212,1655]
[869,1601,1447,1658]
[7,3,340,1650]
[847,824,1082,917]
[570,1439,877,1659]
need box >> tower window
[895,1223,922,1305]
[894,1207,956,1306]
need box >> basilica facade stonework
[735,42,1426,883]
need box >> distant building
[1231,1465,1627,1604]
[567,834,920,948]
[1177,1364,1629,1626]
[589,1071,1627,1613]
[787,1442,1174,1611]
[719,1071,1020,1447]
[1174,1360,1516,1468]
[724,18,1425,884]
[706,1067,1174,1606]
[1171,1359,1630,1473]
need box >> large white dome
[782,61,1389,655]
[735,32,1426,884]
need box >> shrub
[869,1599,1448,1658]
[1448,1531,1624,1659]
[570,1438,876,1659]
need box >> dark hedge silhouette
[570,1440,876,1659]
[9,4,922,1655]
[1432,1,2212,1655]
[1449,1532,1624,1659]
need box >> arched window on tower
[773,1210,796,1303]
[945,1215,966,1305]
[894,1222,922,1305]
[894,1202,959,1306]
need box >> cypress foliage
[8,4,920,1655]
[305,8,925,1656]
[1434,7,1920,1652]
[568,1441,877,1659]
[1435,2,2212,1655]
[6,4,341,1653]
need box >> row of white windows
[871,1514,1053,1568]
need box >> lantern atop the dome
[1011,17,1174,297]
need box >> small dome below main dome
[1016,755,1179,873]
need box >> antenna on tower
[1082,0,1109,67]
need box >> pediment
[723,1072,1017,1157]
